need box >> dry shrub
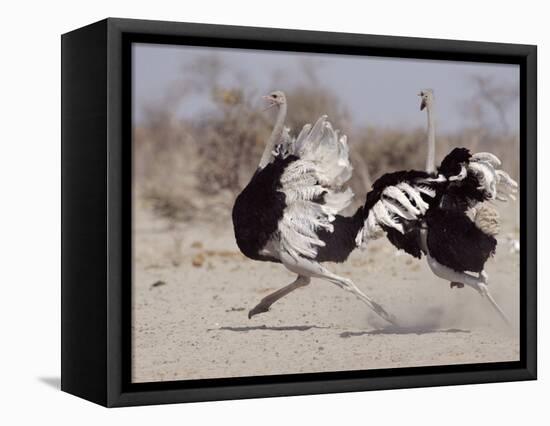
[193,89,272,195]
[134,109,199,221]
[134,88,274,223]
[353,126,519,182]
[355,127,427,180]
[133,57,519,224]
[285,87,350,133]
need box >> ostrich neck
[425,104,436,174]
[258,102,287,169]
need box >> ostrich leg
[318,269,398,325]
[279,252,397,325]
[419,229,509,324]
[425,256,510,325]
[248,275,310,319]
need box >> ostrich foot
[450,282,464,289]
[323,276,398,325]
[370,301,399,325]
[425,256,509,325]
[475,282,510,325]
[248,303,270,319]
[248,275,310,319]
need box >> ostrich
[232,90,396,324]
[419,90,518,300]
[419,88,469,288]
[355,91,518,323]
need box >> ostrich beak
[420,98,427,111]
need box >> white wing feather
[397,182,430,213]
[275,115,354,260]
[471,152,501,167]
[468,153,517,202]
[357,181,435,247]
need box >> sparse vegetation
[133,55,519,224]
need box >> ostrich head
[263,90,287,109]
[419,89,434,111]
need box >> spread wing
[273,115,354,260]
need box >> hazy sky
[133,43,519,133]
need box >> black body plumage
[315,208,364,263]
[430,148,496,271]
[425,208,496,273]
[232,155,297,263]
[385,227,423,259]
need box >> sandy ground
[131,200,520,383]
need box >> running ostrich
[356,90,518,322]
[419,88,518,298]
[232,90,396,324]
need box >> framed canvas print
[61,18,537,407]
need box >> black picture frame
[61,17,537,407]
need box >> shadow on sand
[209,324,331,332]
[209,324,469,336]
[340,326,470,338]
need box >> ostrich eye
[272,94,278,98]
